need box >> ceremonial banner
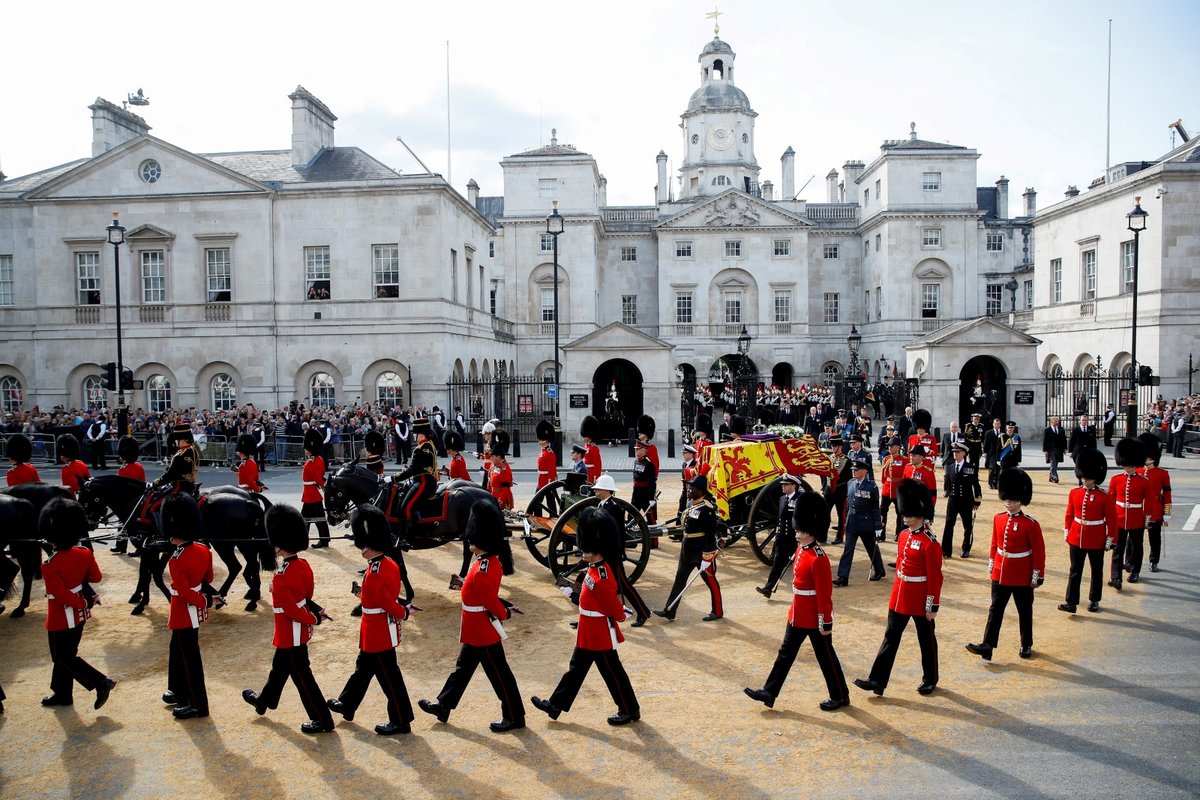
[702,436,835,519]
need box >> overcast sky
[3,0,1196,209]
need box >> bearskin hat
[580,414,602,441]
[730,415,747,436]
[236,434,257,458]
[793,490,831,542]
[536,419,555,443]
[912,409,932,432]
[637,414,656,440]
[409,446,436,473]
[1114,437,1147,468]
[464,499,513,574]
[264,504,309,553]
[1074,447,1108,483]
[1137,432,1162,467]
[997,468,1033,506]
[117,435,140,463]
[364,429,386,456]
[694,412,714,438]
[350,505,393,552]
[896,478,935,521]
[575,506,609,556]
[443,430,465,452]
[490,428,511,458]
[162,493,203,543]
[7,433,32,463]
[413,418,432,438]
[303,427,324,455]
[56,433,81,461]
[39,497,89,550]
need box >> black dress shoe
[350,605,363,617]
[1019,646,1032,659]
[1150,563,1160,573]
[94,677,116,710]
[173,705,209,719]
[887,561,897,568]
[41,695,73,707]
[489,718,525,733]
[1107,580,1122,592]
[916,682,937,696]
[755,586,773,598]
[743,687,775,708]
[326,698,355,722]
[832,577,848,587]
[1087,601,1100,612]
[162,691,180,705]
[301,720,335,734]
[531,696,561,720]
[1128,573,1140,583]
[652,610,674,621]
[702,612,722,622]
[242,689,267,715]
[965,642,993,661]
[630,617,646,628]
[418,699,450,723]
[942,551,953,559]
[1122,561,1132,573]
[310,541,329,549]
[1057,602,1076,614]
[568,621,578,629]
[831,538,844,545]
[819,697,849,712]
[607,711,640,726]
[853,678,884,696]
[960,551,970,559]
[374,721,410,735]
[869,572,885,581]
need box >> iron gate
[1045,368,1154,434]
[445,374,555,445]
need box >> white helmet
[593,473,617,492]
[481,418,499,435]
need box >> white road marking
[1185,504,1200,532]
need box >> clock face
[707,126,733,151]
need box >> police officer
[834,458,885,586]
[654,475,722,622]
[756,474,800,598]
[86,414,109,471]
[941,441,982,558]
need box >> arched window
[822,363,842,384]
[83,375,106,409]
[712,175,731,186]
[0,376,21,412]
[376,371,404,408]
[542,366,557,386]
[211,373,237,411]
[1050,364,1065,399]
[310,372,336,408]
[147,375,172,413]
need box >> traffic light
[120,367,134,391]
[1138,365,1153,386]
[100,362,117,390]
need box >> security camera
[1155,187,1169,199]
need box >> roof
[687,81,752,113]
[507,143,590,158]
[977,187,998,220]
[0,159,89,194]
[701,37,733,55]
[881,138,968,152]
[475,196,504,227]
[203,147,399,184]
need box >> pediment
[127,223,176,240]
[655,189,811,230]
[908,316,1042,348]
[24,135,270,200]
[563,321,673,352]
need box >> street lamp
[106,212,128,437]
[846,324,863,409]
[1126,196,1148,436]
[735,325,756,420]
[546,200,565,463]
[1005,276,1019,316]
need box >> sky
[2,0,1197,208]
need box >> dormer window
[712,175,731,186]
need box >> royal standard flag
[702,436,835,520]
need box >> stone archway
[593,359,644,443]
[960,355,1008,426]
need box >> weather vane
[706,6,722,36]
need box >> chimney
[467,178,479,206]
[599,174,608,207]
[288,86,336,168]
[780,146,796,200]
[826,169,839,202]
[842,160,865,195]
[89,98,150,157]
[656,151,669,204]
[761,180,773,201]
[995,175,1009,219]
[1065,185,1080,199]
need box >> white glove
[699,560,712,572]
[559,585,574,598]
[1063,529,1069,542]
[1163,515,1171,525]
[383,475,393,484]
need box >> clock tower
[678,36,760,202]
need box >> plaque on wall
[1013,390,1035,405]
[569,394,589,409]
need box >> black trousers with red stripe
[548,646,639,716]
[436,642,525,722]
[661,543,721,619]
[168,627,208,713]
[338,649,414,724]
[762,623,849,702]
[48,626,105,700]
[257,644,333,725]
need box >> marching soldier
[854,479,943,698]
[998,421,1022,471]
[1068,415,1099,486]
[580,415,603,484]
[443,429,472,482]
[941,442,982,558]
[1137,433,1172,574]
[487,430,514,511]
[234,434,264,492]
[1059,448,1116,614]
[756,474,801,598]
[1108,437,1148,590]
[535,420,558,494]
[327,506,416,735]
[834,458,885,586]
[477,419,499,489]
[592,474,650,627]
[906,409,938,462]
[654,474,723,622]
[982,418,1005,489]
[744,491,850,712]
[636,415,660,476]
[826,435,851,545]
[902,445,938,526]
[242,505,335,733]
[964,412,985,467]
[162,494,217,719]
[419,501,525,732]
[57,434,91,499]
[631,439,657,526]
[532,507,640,726]
[6,433,41,486]
[966,469,1045,661]
[301,428,332,548]
[879,437,908,542]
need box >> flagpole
[1105,18,1112,173]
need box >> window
[538,178,556,198]
[1121,241,1135,293]
[987,233,1004,252]
[0,255,13,305]
[83,376,105,408]
[773,239,791,257]
[875,287,882,320]
[823,244,839,260]
[922,228,942,247]
[863,239,869,257]
[774,290,791,332]
[675,291,693,331]
[540,287,555,323]
[621,295,638,325]
[875,234,881,252]
[372,244,399,298]
[489,288,497,317]
[305,246,330,300]
[921,283,940,320]
[822,363,841,383]
[141,250,166,303]
[206,248,231,302]
[376,371,404,407]
[712,175,731,186]
[211,373,237,411]
[488,240,495,258]
[722,291,743,326]
[139,159,162,184]
[875,179,881,199]
[620,246,638,262]
[1051,259,1063,304]
[450,248,459,303]
[0,376,21,413]
[864,290,871,322]
[1024,280,1033,310]
[676,241,693,258]
[823,292,840,323]
[310,372,336,408]
[1082,250,1097,300]
[724,240,742,258]
[76,251,101,305]
[864,188,870,204]
[147,375,172,413]
[540,233,554,253]
[922,172,941,191]
[986,284,1004,316]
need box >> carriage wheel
[547,496,652,585]
[523,480,575,567]
[747,478,819,566]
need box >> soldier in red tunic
[744,491,850,711]
[692,412,713,466]
[580,415,603,484]
[442,430,472,482]
[636,415,660,476]
[162,494,217,719]
[487,430,514,511]
[902,445,938,523]
[966,469,1045,661]
[1059,448,1117,614]
[233,434,263,492]
[39,498,116,710]
[301,428,331,548]
[855,479,943,697]
[419,500,525,732]
[57,434,91,499]
[242,505,334,733]
[535,420,558,493]
[1108,437,1148,591]
[116,436,145,482]
[879,437,908,541]
[1136,433,1172,575]
[6,433,40,486]
[532,507,640,726]
[327,506,415,735]
[906,409,939,462]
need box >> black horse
[0,482,74,618]
[77,476,276,614]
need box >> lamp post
[106,213,128,437]
[546,201,565,463]
[846,324,862,409]
[736,325,756,420]
[1126,196,1148,436]
[1005,276,1019,324]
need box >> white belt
[274,599,308,645]
[792,588,816,596]
[49,584,85,629]
[998,549,1031,558]
[897,573,927,583]
[464,603,508,639]
[169,584,204,627]
[47,583,83,600]
[579,608,606,617]
[361,607,386,614]
[1116,501,1142,508]
[462,604,486,613]
[538,471,550,475]
[1074,518,1105,526]
[303,481,319,486]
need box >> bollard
[667,428,676,459]
[512,427,522,459]
[554,428,563,468]
[627,428,637,458]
